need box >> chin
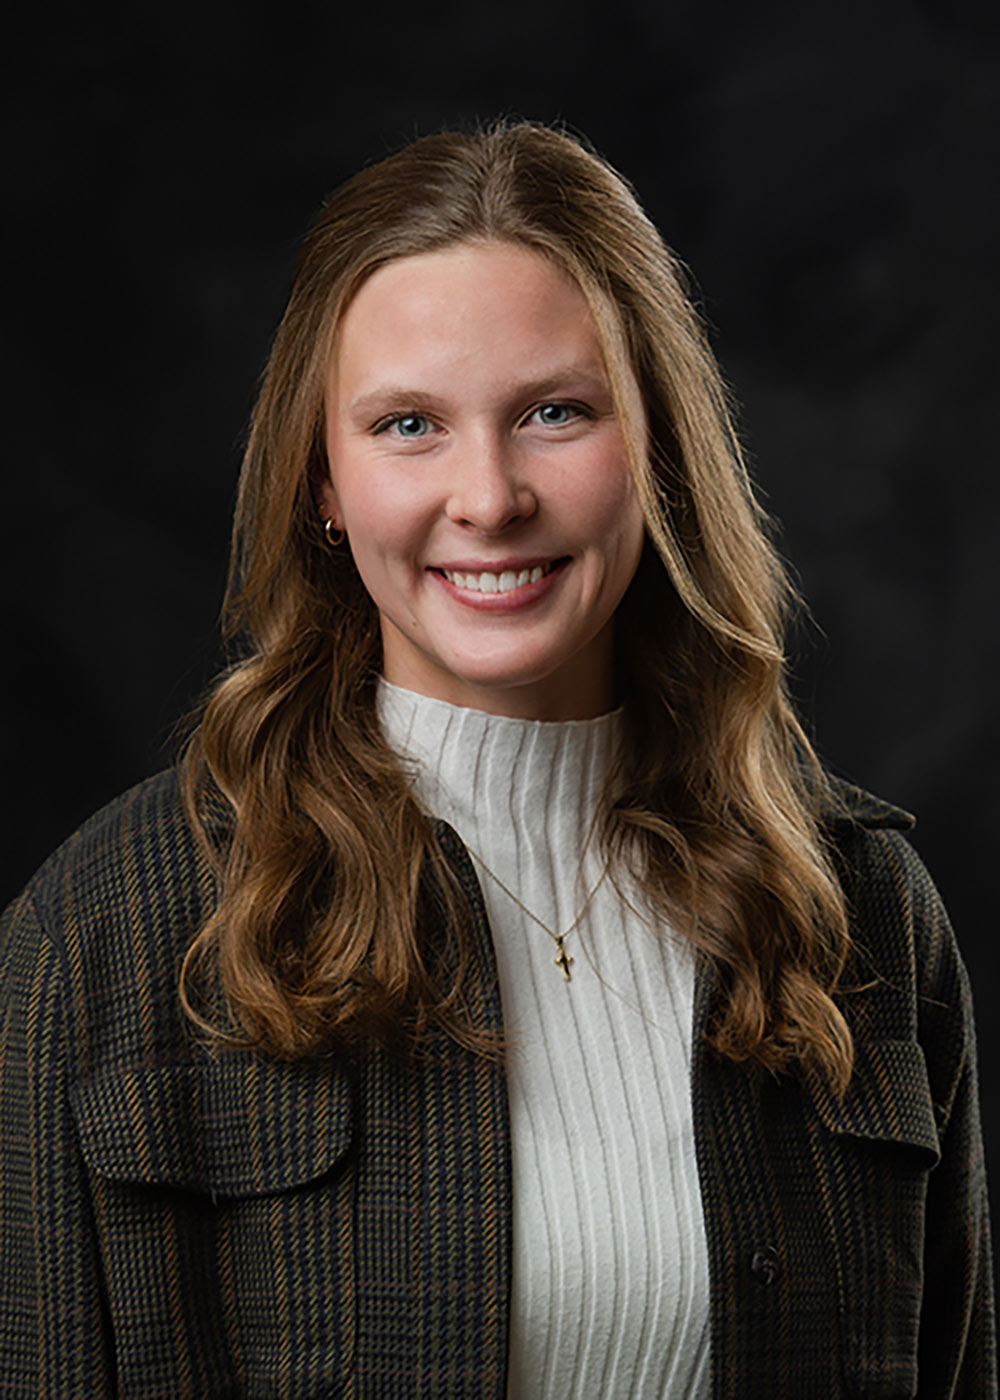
[445,654,566,695]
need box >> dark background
[5,0,997,1262]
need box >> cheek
[334,472,432,577]
[594,468,645,587]
[573,448,644,545]
[325,453,390,545]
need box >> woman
[0,122,993,1397]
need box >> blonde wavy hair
[181,120,854,1091]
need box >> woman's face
[320,240,646,720]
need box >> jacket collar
[819,775,915,832]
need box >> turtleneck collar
[376,678,622,897]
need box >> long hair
[181,120,853,1090]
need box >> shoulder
[820,776,959,990]
[818,774,941,963]
[819,777,974,1125]
[17,769,211,940]
[2,770,219,1071]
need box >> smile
[439,561,558,594]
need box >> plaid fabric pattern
[0,771,995,1397]
[693,800,996,1398]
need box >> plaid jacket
[0,770,994,1398]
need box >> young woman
[1,122,994,1398]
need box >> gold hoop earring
[324,518,345,548]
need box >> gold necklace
[467,849,608,982]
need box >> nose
[444,432,537,533]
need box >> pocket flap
[71,1055,355,1197]
[806,1038,940,1166]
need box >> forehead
[328,241,607,397]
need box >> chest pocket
[806,1038,939,1398]
[71,1056,356,1399]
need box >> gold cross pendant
[553,936,574,981]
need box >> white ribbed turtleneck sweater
[377,681,711,1399]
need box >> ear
[311,468,340,527]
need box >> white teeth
[442,562,554,592]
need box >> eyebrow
[347,367,612,425]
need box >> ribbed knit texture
[378,681,711,1399]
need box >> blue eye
[534,403,581,426]
[380,413,431,438]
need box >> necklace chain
[467,848,608,982]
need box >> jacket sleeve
[0,887,115,1396]
[889,834,998,1398]
[921,1019,997,1397]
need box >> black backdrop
[5,0,998,1263]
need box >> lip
[431,555,562,574]
[431,556,569,610]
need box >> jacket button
[750,1244,779,1285]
